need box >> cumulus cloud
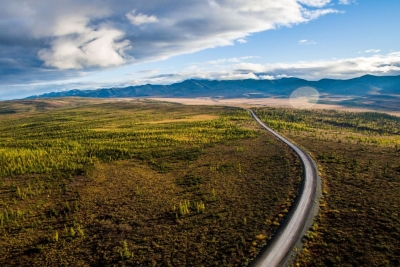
[0,0,338,73]
[38,26,131,69]
[0,1,131,70]
[126,9,158,25]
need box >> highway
[249,110,320,267]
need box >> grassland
[254,107,400,267]
[0,99,302,266]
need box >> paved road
[249,110,319,267]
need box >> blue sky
[1,0,400,100]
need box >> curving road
[249,110,320,267]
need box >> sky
[1,0,400,100]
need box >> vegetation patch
[254,107,400,267]
[177,174,203,187]
[0,99,301,266]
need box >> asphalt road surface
[249,110,319,267]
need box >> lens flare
[289,87,319,109]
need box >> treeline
[253,108,400,135]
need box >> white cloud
[276,74,291,79]
[0,0,339,72]
[137,52,400,84]
[235,62,268,73]
[38,26,131,69]
[234,52,400,80]
[126,9,158,26]
[298,0,331,7]
[338,0,356,5]
[219,72,259,80]
[22,2,132,69]
[302,8,342,20]
[259,75,275,80]
[365,49,381,53]
[299,39,317,45]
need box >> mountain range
[28,75,400,100]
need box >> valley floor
[148,97,400,117]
